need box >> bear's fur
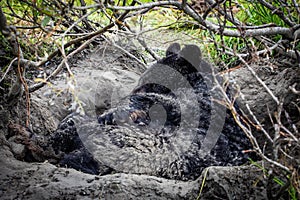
[95,43,256,179]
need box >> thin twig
[215,66,290,172]
[289,83,300,95]
[29,34,100,93]
[102,36,147,70]
[257,0,296,27]
[29,2,133,92]
[236,55,280,105]
[292,0,300,16]
[244,102,274,143]
[0,57,17,83]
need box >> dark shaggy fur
[95,43,256,179]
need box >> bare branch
[215,63,290,173]
[104,36,147,70]
[289,83,300,95]
[236,55,280,105]
[292,0,300,16]
[28,1,135,92]
[106,1,294,39]
[29,33,102,93]
[257,0,296,27]
[0,57,17,83]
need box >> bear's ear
[179,44,202,67]
[166,43,181,57]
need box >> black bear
[95,43,256,180]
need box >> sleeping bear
[92,43,257,180]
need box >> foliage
[251,160,298,200]
[240,0,299,25]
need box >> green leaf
[41,16,51,27]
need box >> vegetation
[0,0,299,199]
